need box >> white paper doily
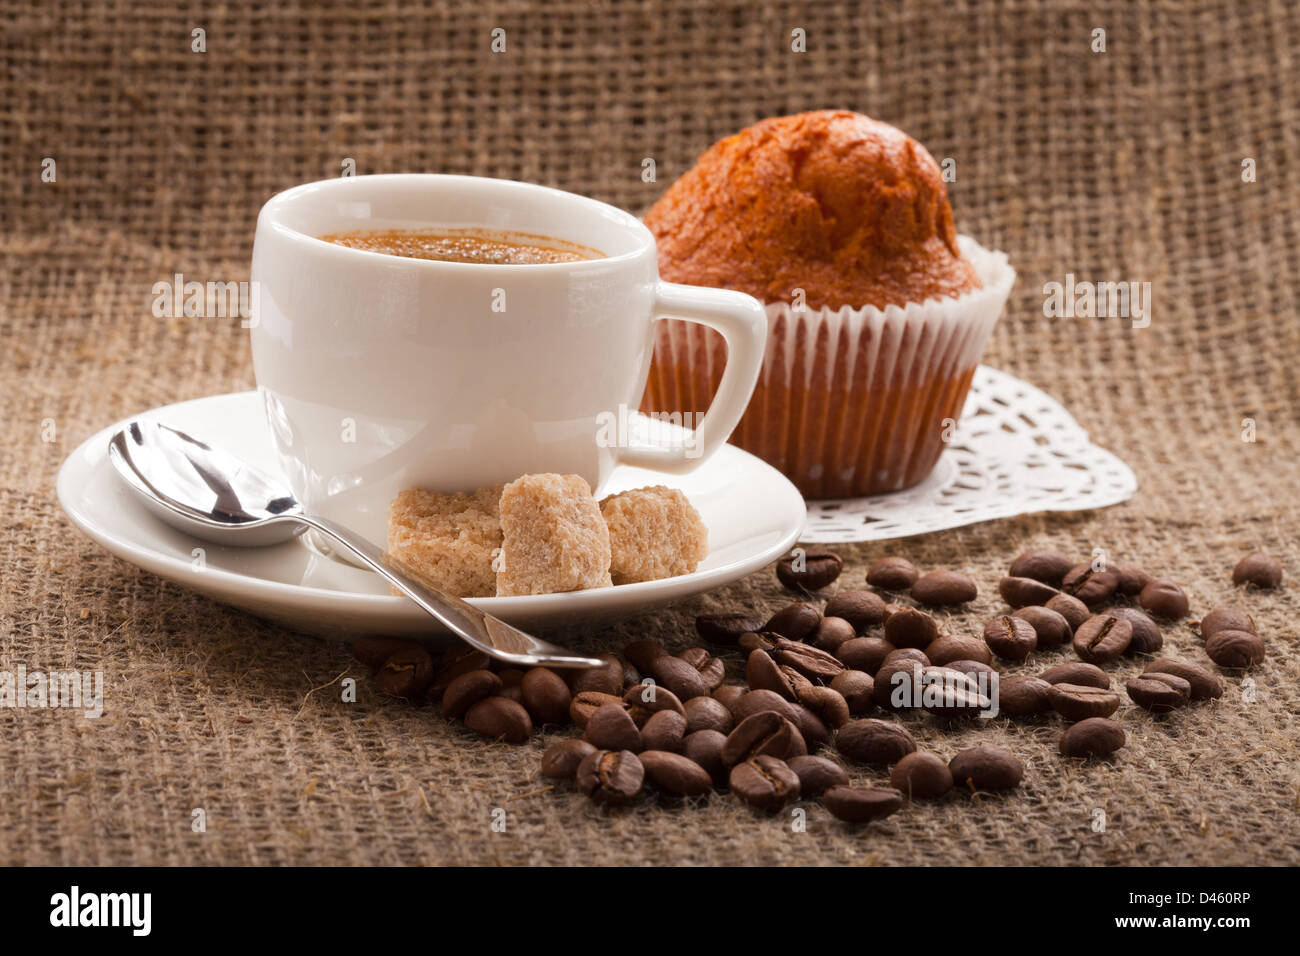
[800,366,1137,543]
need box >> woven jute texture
[2,1,1298,866]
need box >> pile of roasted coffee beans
[350,548,1280,823]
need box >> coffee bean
[1059,717,1125,758]
[918,667,992,720]
[622,661,641,688]
[1107,607,1163,655]
[925,635,994,666]
[570,690,624,728]
[1139,579,1189,619]
[731,689,800,723]
[889,751,954,798]
[1045,592,1090,631]
[949,745,1023,791]
[730,755,800,810]
[464,696,533,743]
[835,718,917,765]
[683,696,734,734]
[640,709,688,752]
[1205,629,1265,668]
[373,644,435,699]
[1072,614,1133,664]
[737,631,780,654]
[519,667,572,725]
[983,614,1038,662]
[583,701,643,752]
[569,652,624,696]
[1039,661,1111,689]
[866,556,920,591]
[910,570,977,606]
[834,636,895,672]
[763,603,822,641]
[796,684,851,729]
[639,750,713,796]
[788,703,832,751]
[786,755,849,797]
[1200,607,1256,639]
[683,730,728,787]
[1115,563,1152,595]
[352,635,417,670]
[648,654,709,700]
[711,684,747,713]
[695,613,765,646]
[811,616,857,653]
[1233,552,1282,589]
[944,659,1000,683]
[1061,563,1120,606]
[998,675,1054,716]
[622,640,668,674]
[1143,659,1224,700]
[1011,606,1073,647]
[774,641,845,683]
[824,590,887,630]
[622,682,686,725]
[499,685,524,704]
[1048,683,1121,721]
[540,738,597,779]
[746,649,799,700]
[883,603,909,620]
[721,711,807,766]
[829,670,875,715]
[873,658,924,711]
[441,669,502,720]
[677,647,726,690]
[998,576,1061,608]
[1125,673,1191,713]
[884,606,940,649]
[427,647,494,702]
[823,785,904,823]
[776,550,843,591]
[577,749,644,806]
[1008,550,1074,586]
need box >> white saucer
[57,392,807,636]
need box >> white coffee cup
[249,174,767,544]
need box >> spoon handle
[295,514,605,670]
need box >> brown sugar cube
[386,486,503,598]
[497,474,613,596]
[600,485,708,585]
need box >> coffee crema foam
[318,227,604,265]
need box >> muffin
[642,110,1015,498]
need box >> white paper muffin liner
[642,236,1016,498]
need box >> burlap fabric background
[2,1,1297,866]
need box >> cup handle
[616,281,767,473]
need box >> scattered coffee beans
[1107,607,1163,655]
[677,647,726,690]
[812,615,857,652]
[464,696,533,743]
[639,750,713,796]
[441,669,502,719]
[541,738,598,779]
[721,711,807,766]
[889,751,954,798]
[925,634,994,666]
[884,606,940,649]
[997,675,1054,716]
[570,690,624,728]
[1115,563,1152,595]
[1059,718,1125,758]
[373,644,435,699]
[695,613,765,646]
[829,669,875,715]
[1232,552,1282,589]
[911,570,978,606]
[682,730,728,786]
[834,636,895,673]
[1040,661,1110,689]
[520,667,572,724]
[949,746,1023,791]
[1061,563,1120,606]
[1045,592,1090,631]
[776,550,843,591]
[683,695,734,734]
[823,785,904,823]
[583,701,643,752]
[641,709,688,751]
[622,641,667,674]
[1199,607,1255,639]
[998,575,1061,608]
[763,603,822,641]
[569,652,624,696]
[866,556,919,590]
[648,654,710,700]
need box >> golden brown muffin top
[644,110,981,311]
